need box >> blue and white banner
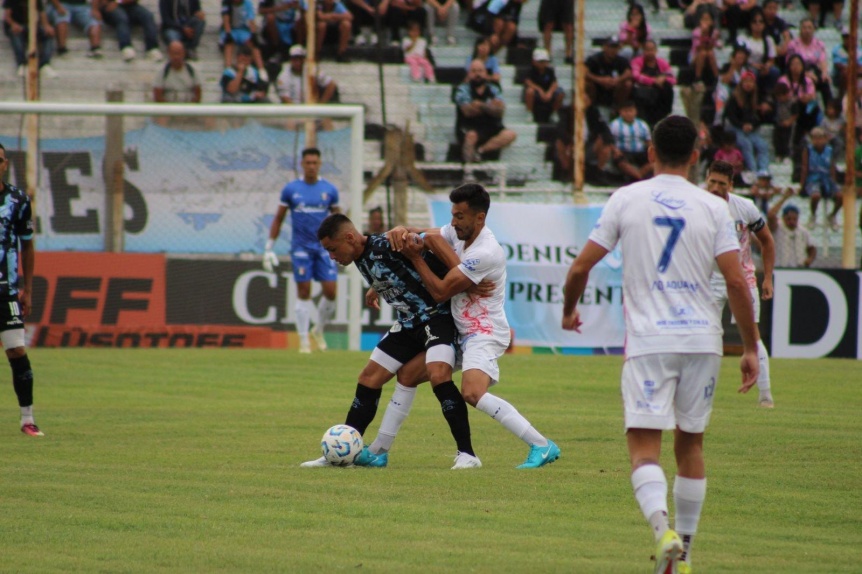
[429,200,625,350]
[1,122,353,254]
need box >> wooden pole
[104,90,124,253]
[25,0,39,207]
[842,0,858,269]
[571,0,587,205]
[304,0,318,149]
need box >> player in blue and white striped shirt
[610,100,654,182]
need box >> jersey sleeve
[588,192,623,251]
[328,182,340,209]
[439,224,457,247]
[279,183,293,207]
[15,195,33,241]
[457,242,498,285]
[713,203,740,257]
[741,197,765,232]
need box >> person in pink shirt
[689,10,720,87]
[786,17,832,105]
[631,39,675,127]
[712,130,745,185]
[778,53,819,147]
[617,3,651,60]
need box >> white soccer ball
[321,424,363,466]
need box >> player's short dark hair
[708,160,735,181]
[317,213,352,240]
[302,147,321,158]
[449,183,490,214]
[651,115,698,167]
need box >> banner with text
[0,122,352,254]
[429,200,624,350]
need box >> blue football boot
[516,439,560,469]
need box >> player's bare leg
[295,281,314,353]
[312,280,337,352]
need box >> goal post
[0,101,366,351]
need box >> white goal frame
[0,102,366,351]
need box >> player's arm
[386,225,436,251]
[263,204,288,271]
[400,236,474,303]
[562,240,609,332]
[716,250,759,392]
[766,188,793,233]
[18,238,33,316]
[753,224,775,299]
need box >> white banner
[428,199,625,350]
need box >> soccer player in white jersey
[390,183,560,469]
[705,160,776,408]
[562,116,759,574]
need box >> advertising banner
[428,200,625,350]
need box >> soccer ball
[321,424,363,466]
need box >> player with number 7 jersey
[0,142,42,437]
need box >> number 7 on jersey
[653,217,686,273]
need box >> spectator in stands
[487,0,524,50]
[276,44,338,103]
[737,8,780,100]
[383,0,423,46]
[402,20,435,83]
[779,54,820,148]
[724,70,771,184]
[802,0,843,29]
[689,9,720,89]
[630,39,675,128]
[311,0,352,61]
[454,59,517,163]
[768,192,816,267]
[465,36,501,85]
[585,36,632,113]
[221,44,270,103]
[722,0,757,45]
[682,0,721,31]
[712,43,751,125]
[366,206,385,233]
[749,172,781,213]
[523,48,563,123]
[831,27,862,102]
[786,17,832,107]
[609,100,653,182]
[820,99,845,159]
[98,0,162,62]
[800,126,841,230]
[617,2,650,61]
[220,0,266,72]
[47,0,103,58]
[713,129,745,185]
[554,94,615,185]
[772,82,798,163]
[153,40,201,102]
[424,0,458,46]
[259,0,299,60]
[761,0,792,71]
[538,0,572,64]
[5,0,58,76]
[159,0,204,60]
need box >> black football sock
[10,354,33,407]
[433,381,475,456]
[344,383,382,436]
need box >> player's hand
[262,249,279,272]
[365,287,380,310]
[738,349,759,393]
[386,226,410,251]
[561,309,583,332]
[400,233,424,258]
[467,278,495,298]
[761,277,773,300]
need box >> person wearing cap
[275,43,338,105]
[723,69,771,185]
[768,189,816,268]
[522,47,563,123]
[585,35,632,111]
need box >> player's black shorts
[375,313,457,366]
[0,297,25,333]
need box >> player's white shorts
[460,334,507,386]
[711,284,760,323]
[621,353,722,434]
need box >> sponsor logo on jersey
[463,258,480,271]
[651,191,686,210]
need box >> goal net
[0,102,365,350]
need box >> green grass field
[2,350,860,573]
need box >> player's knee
[460,386,483,407]
[5,346,25,360]
[425,363,452,386]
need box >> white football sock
[674,476,707,563]
[756,339,772,397]
[369,383,417,454]
[475,393,548,447]
[316,297,336,332]
[631,464,669,542]
[295,299,314,338]
[20,405,34,426]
